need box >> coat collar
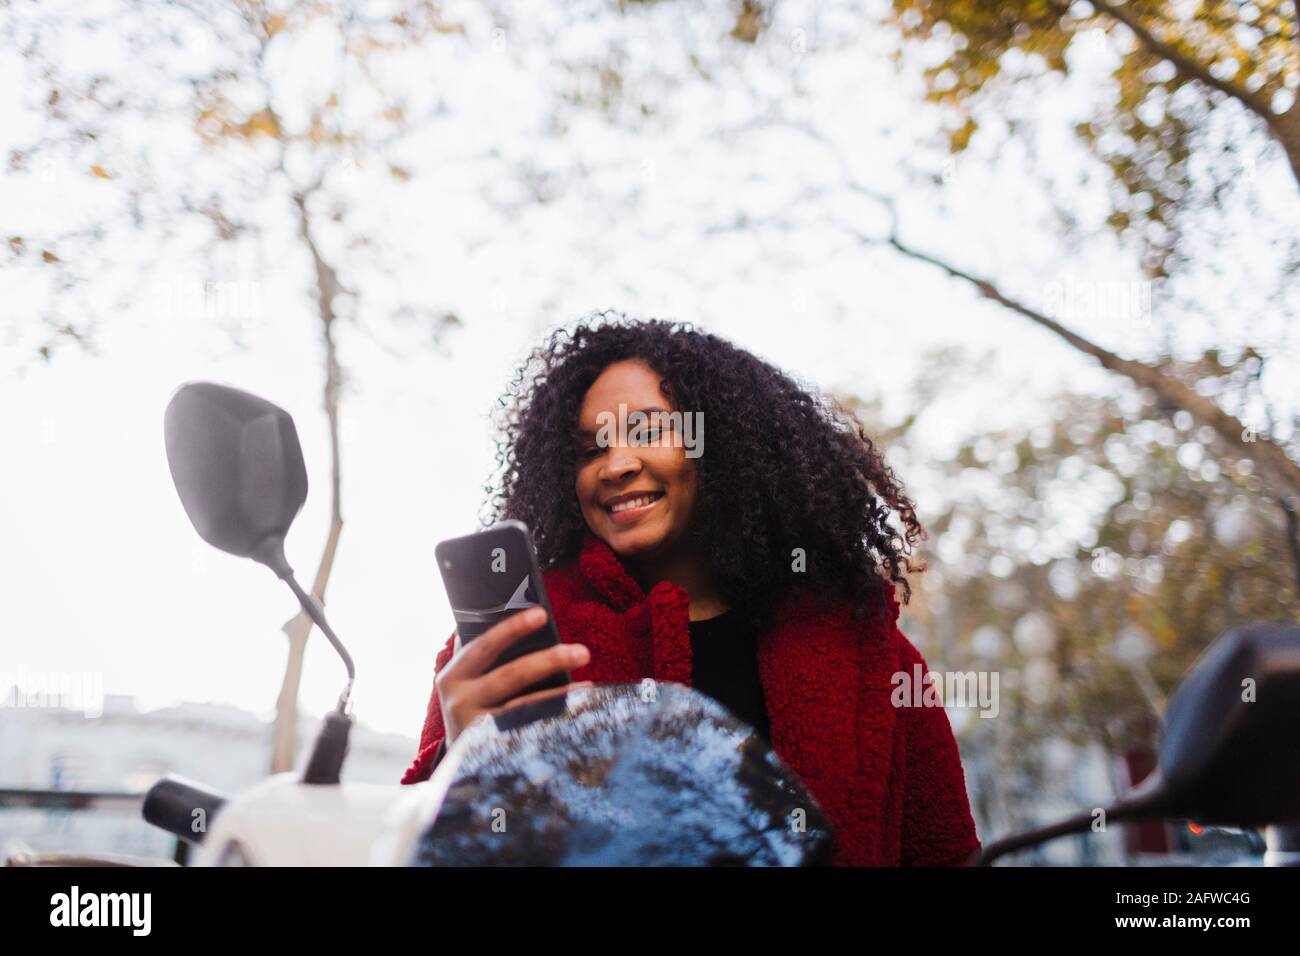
[573,529,900,629]
[574,531,694,684]
[577,530,651,612]
[566,531,902,810]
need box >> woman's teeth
[609,493,662,513]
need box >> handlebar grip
[142,774,227,845]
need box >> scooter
[143,382,1300,866]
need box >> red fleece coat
[402,531,981,866]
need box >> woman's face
[574,358,698,563]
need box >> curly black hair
[480,312,924,634]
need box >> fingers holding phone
[436,606,591,747]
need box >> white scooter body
[194,732,468,867]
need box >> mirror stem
[279,565,356,786]
[971,771,1171,865]
[281,566,356,716]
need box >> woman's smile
[604,489,665,523]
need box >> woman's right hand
[436,605,592,748]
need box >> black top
[688,607,771,742]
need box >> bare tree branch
[882,232,1300,500]
[730,114,1300,501]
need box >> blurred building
[0,694,416,859]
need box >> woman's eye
[579,446,601,460]
[633,428,662,444]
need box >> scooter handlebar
[142,774,227,845]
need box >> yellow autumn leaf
[241,109,281,139]
[90,164,112,179]
[949,117,978,153]
[730,0,763,44]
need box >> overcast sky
[2,1,1295,746]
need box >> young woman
[401,315,981,866]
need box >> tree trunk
[1270,105,1300,188]
[269,191,347,775]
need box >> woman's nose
[601,447,642,481]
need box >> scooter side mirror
[163,382,307,578]
[972,621,1300,864]
[163,381,354,779]
[1157,621,1300,826]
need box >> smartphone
[434,519,569,698]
